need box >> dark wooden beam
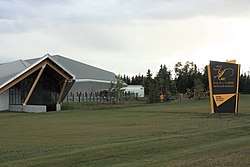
[45,60,72,81]
[0,61,46,94]
[23,65,46,105]
[58,79,67,103]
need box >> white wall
[121,85,145,97]
[0,90,9,111]
[9,105,23,112]
[23,105,46,113]
[9,105,46,113]
[56,104,61,111]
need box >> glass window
[9,66,63,106]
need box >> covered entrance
[0,55,75,112]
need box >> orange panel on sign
[213,94,235,107]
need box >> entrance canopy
[0,54,75,110]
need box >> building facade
[0,54,117,112]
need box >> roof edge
[0,54,75,91]
[76,79,127,86]
[48,55,76,79]
[75,79,114,84]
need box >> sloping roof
[24,57,40,65]
[0,54,116,92]
[50,55,116,81]
[0,55,75,92]
[24,55,116,81]
[0,60,31,86]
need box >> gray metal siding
[63,81,112,102]
[0,90,9,111]
[70,81,111,94]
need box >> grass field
[0,95,250,167]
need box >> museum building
[0,54,117,112]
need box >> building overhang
[75,79,127,86]
[0,54,75,94]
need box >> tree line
[121,61,250,103]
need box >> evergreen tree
[122,75,131,85]
[147,80,159,103]
[156,64,172,95]
[121,60,250,103]
[243,73,250,94]
[131,76,135,85]
[202,65,209,91]
[239,73,246,93]
[145,69,153,95]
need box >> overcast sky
[1,0,250,76]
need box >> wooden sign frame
[208,61,240,113]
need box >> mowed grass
[0,95,250,167]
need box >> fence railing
[64,92,139,103]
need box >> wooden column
[57,79,67,103]
[23,65,46,105]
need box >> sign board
[208,61,240,113]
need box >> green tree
[194,77,204,99]
[145,69,153,95]
[115,74,124,103]
[201,65,209,91]
[174,61,199,93]
[147,80,159,103]
[155,64,173,97]
[239,73,250,94]
[122,75,131,85]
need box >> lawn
[0,95,250,167]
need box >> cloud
[70,0,250,21]
[1,0,250,75]
[0,0,70,33]
[1,0,250,33]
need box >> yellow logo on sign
[213,66,234,81]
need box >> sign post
[208,61,240,113]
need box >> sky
[1,0,250,77]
